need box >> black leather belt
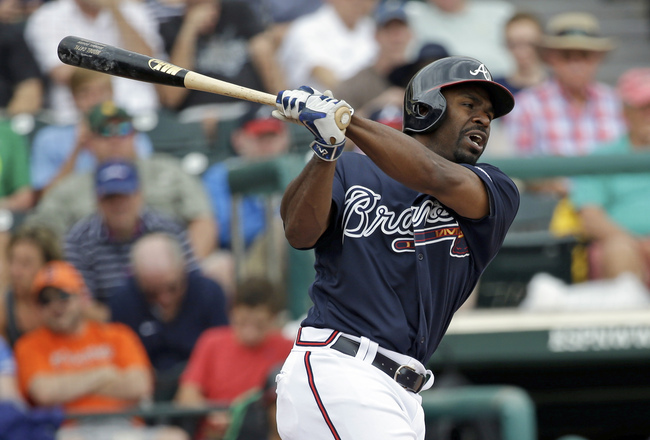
[330,335,427,393]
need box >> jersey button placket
[418,253,424,261]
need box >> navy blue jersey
[300,152,520,364]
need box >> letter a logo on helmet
[469,64,491,80]
[402,56,514,134]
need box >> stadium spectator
[23,0,163,124]
[569,68,650,287]
[175,277,292,439]
[30,69,153,197]
[0,19,42,116]
[201,104,290,295]
[65,160,200,317]
[25,101,216,258]
[0,225,61,347]
[14,260,188,440]
[203,105,288,251]
[503,12,625,159]
[158,0,283,129]
[0,119,32,212]
[502,12,626,196]
[333,0,412,116]
[493,11,547,96]
[405,0,514,78]
[277,0,379,92]
[109,232,228,401]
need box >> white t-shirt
[25,0,164,124]
[277,4,378,91]
[405,0,515,78]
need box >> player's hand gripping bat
[56,36,352,132]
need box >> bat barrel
[57,36,188,88]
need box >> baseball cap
[87,101,135,137]
[538,12,615,52]
[239,105,284,136]
[617,68,650,107]
[32,261,86,300]
[95,160,139,197]
[374,1,407,27]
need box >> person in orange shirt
[14,260,188,440]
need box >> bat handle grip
[335,107,352,130]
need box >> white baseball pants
[275,327,433,440]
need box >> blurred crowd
[0,0,649,438]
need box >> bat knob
[335,107,352,130]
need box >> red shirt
[181,326,293,403]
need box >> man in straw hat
[503,12,626,164]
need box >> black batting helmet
[403,56,515,134]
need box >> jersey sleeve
[458,163,520,269]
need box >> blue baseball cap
[375,1,408,27]
[95,160,139,197]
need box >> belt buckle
[394,365,425,393]
[394,364,416,381]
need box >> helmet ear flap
[414,103,430,117]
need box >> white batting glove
[274,86,353,161]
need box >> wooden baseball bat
[57,35,351,131]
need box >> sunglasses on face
[98,121,135,137]
[37,288,73,306]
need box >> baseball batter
[272,56,519,440]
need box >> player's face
[429,85,494,165]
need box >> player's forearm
[280,156,336,248]
[346,116,489,219]
[347,116,456,193]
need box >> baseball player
[273,56,520,440]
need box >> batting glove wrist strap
[310,139,345,162]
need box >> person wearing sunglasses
[13,260,188,440]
